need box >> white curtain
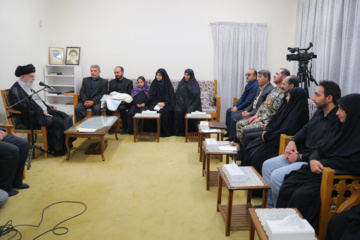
[211,22,267,121]
[293,0,360,96]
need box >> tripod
[297,60,318,98]
[7,87,53,170]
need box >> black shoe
[253,205,262,208]
[108,129,115,135]
[13,183,30,189]
[223,133,229,137]
[8,189,19,197]
[225,138,233,141]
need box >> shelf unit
[44,65,82,116]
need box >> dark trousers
[225,107,243,133]
[75,102,101,122]
[118,104,129,129]
[229,112,250,140]
[0,134,29,192]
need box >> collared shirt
[235,79,259,110]
[17,80,47,113]
[252,82,270,109]
[291,106,339,162]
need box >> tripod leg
[27,146,35,170]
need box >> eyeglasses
[245,74,252,77]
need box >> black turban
[14,64,36,77]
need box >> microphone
[39,81,55,91]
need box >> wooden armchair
[279,134,360,240]
[1,89,48,158]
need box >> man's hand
[284,150,298,164]
[309,160,324,174]
[261,122,268,130]
[247,115,258,124]
[137,103,145,108]
[231,107,237,112]
[262,131,266,141]
[84,100,95,108]
[44,112,53,117]
[284,141,298,160]
[0,130,7,141]
[242,111,250,118]
[48,104,57,110]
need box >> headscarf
[15,64,35,77]
[131,78,149,98]
[266,87,309,132]
[318,94,360,173]
[149,68,175,108]
[175,69,202,112]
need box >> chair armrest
[279,134,292,155]
[233,97,240,106]
[215,93,221,122]
[337,184,360,213]
[0,124,18,136]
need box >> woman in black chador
[173,69,202,136]
[242,87,309,175]
[127,76,149,134]
[277,94,360,233]
[148,68,175,137]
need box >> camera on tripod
[286,42,317,62]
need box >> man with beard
[9,64,73,156]
[108,66,133,134]
[75,64,108,122]
[263,81,341,208]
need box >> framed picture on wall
[49,47,65,65]
[65,47,81,65]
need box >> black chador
[147,69,175,137]
[242,87,309,175]
[173,69,202,136]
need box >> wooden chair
[1,89,48,158]
[278,134,360,240]
[73,94,122,130]
[0,123,26,179]
[210,80,221,122]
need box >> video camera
[286,42,317,62]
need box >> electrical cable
[0,201,87,240]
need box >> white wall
[0,0,297,122]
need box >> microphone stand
[7,87,53,170]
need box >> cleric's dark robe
[277,94,360,232]
[173,69,202,136]
[9,82,73,155]
[127,91,149,133]
[327,204,360,240]
[147,69,175,137]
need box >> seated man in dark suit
[224,69,259,137]
[0,126,29,197]
[108,66,133,134]
[75,65,108,122]
[227,70,274,141]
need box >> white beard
[25,81,33,89]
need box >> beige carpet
[0,134,262,240]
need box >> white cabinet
[44,65,82,116]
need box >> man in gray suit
[75,65,108,122]
[227,70,274,141]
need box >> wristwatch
[296,154,301,162]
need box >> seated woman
[173,69,202,136]
[148,69,175,137]
[127,76,149,134]
[277,94,360,232]
[242,87,309,175]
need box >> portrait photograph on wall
[49,47,64,65]
[65,47,81,65]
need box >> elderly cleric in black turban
[14,64,36,77]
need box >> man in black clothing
[108,66,133,134]
[75,65,108,122]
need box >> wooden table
[185,113,212,142]
[217,166,270,236]
[64,116,119,161]
[198,126,225,162]
[133,113,161,142]
[248,208,319,240]
[202,141,237,190]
